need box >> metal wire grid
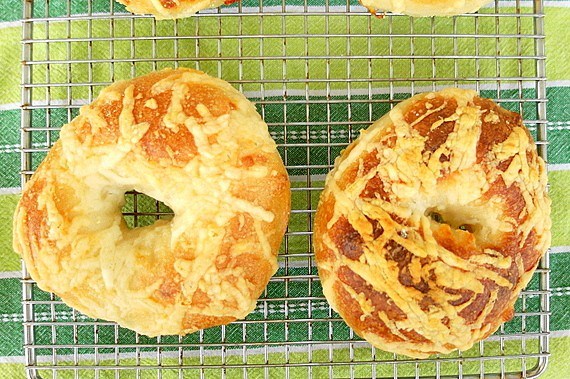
[19,0,549,378]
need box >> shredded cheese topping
[314,88,551,358]
[13,68,290,337]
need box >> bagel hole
[425,208,480,235]
[122,191,174,229]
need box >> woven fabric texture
[1,0,569,378]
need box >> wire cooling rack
[20,0,550,378]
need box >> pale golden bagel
[13,68,291,337]
[314,88,550,358]
[360,0,494,17]
[116,0,238,19]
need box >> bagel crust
[360,0,493,17]
[314,88,550,358]
[116,0,237,19]
[13,68,290,337]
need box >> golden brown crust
[13,68,290,337]
[360,0,494,17]
[116,0,238,19]
[314,88,551,358]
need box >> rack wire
[20,0,549,378]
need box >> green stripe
[0,278,22,358]
[29,1,127,20]
[25,0,363,20]
[552,252,570,289]
[1,253,569,357]
[548,129,570,164]
[0,110,21,190]
[2,87,569,187]
[0,0,21,23]
[0,0,563,23]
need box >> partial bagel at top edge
[360,0,494,17]
[115,0,239,19]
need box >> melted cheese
[314,88,551,358]
[14,68,289,338]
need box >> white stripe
[550,246,570,254]
[483,1,530,6]
[218,5,370,13]
[5,283,570,324]
[0,82,567,114]
[0,102,19,111]
[0,356,24,364]
[0,187,21,195]
[499,0,570,7]
[2,81,570,114]
[501,0,570,7]
[0,271,21,279]
[0,142,50,154]
[548,163,570,171]
[0,20,20,29]
[244,81,546,100]
[547,80,570,88]
[546,122,570,131]
[279,259,315,269]
[544,1,570,7]
[0,300,335,323]
[551,330,570,338]
[2,121,568,144]
[289,174,327,183]
[269,122,564,136]
[0,0,549,27]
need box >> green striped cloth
[1,0,570,378]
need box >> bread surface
[313,88,550,358]
[116,0,237,19]
[360,0,494,17]
[13,68,290,337]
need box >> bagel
[360,0,494,17]
[13,68,290,337]
[115,0,238,19]
[313,88,550,358]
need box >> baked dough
[314,88,550,358]
[13,68,290,337]
[116,0,238,19]
[360,0,494,17]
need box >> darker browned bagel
[314,88,551,358]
